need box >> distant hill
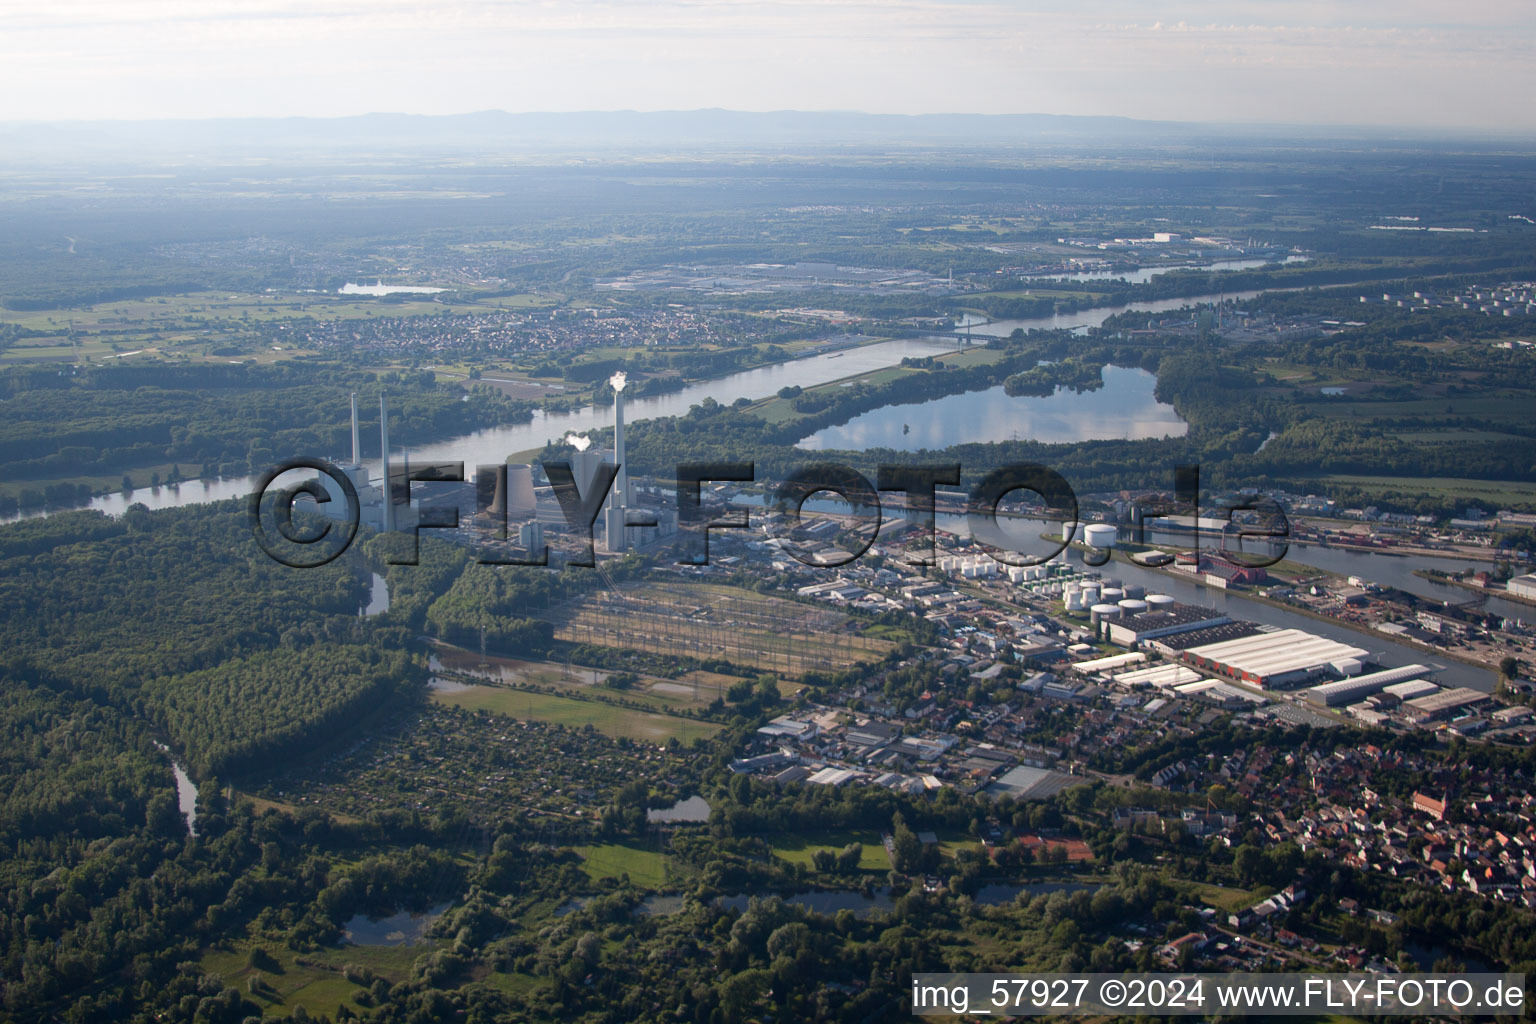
[0,108,1516,163]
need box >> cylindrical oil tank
[1089,603,1121,626]
[1146,594,1176,611]
[1084,524,1117,549]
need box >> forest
[0,363,531,514]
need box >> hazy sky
[2,0,1532,130]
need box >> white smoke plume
[608,370,628,392]
[565,433,592,452]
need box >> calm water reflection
[796,367,1185,451]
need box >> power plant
[379,394,395,533]
[318,393,412,532]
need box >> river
[1024,255,1309,285]
[5,286,1272,526]
[957,290,1272,337]
[2,280,1511,673]
[952,513,1498,691]
[734,494,1498,692]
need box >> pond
[796,367,1185,452]
[343,901,451,946]
[152,741,199,836]
[647,795,712,824]
[358,572,389,617]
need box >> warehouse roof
[1184,628,1370,681]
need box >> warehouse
[1147,620,1263,656]
[1106,604,1231,647]
[1112,664,1205,690]
[1508,574,1536,601]
[1305,664,1435,707]
[1382,679,1440,702]
[1071,651,1147,675]
[1403,687,1490,722]
[1182,628,1371,689]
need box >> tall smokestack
[609,372,630,510]
[379,394,394,533]
[350,393,361,466]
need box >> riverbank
[1131,560,1501,675]
[1415,569,1536,608]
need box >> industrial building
[1146,620,1264,656]
[1509,574,1536,601]
[1304,664,1434,707]
[1403,687,1491,722]
[1182,628,1370,689]
[1106,603,1231,647]
[1382,679,1440,701]
[1071,652,1146,675]
[1112,664,1205,690]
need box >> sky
[1,0,1532,131]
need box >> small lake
[1403,938,1493,972]
[343,901,451,946]
[427,676,476,694]
[339,282,447,296]
[359,572,390,617]
[153,741,199,836]
[647,795,712,824]
[796,367,1185,452]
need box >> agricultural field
[572,842,673,888]
[1321,475,1536,507]
[543,582,898,676]
[200,938,423,1017]
[430,646,724,713]
[0,289,547,366]
[769,830,892,872]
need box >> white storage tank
[1084,524,1117,549]
[1064,591,1084,611]
[1100,587,1125,604]
[1146,594,1176,611]
[1123,583,1145,600]
[1089,603,1121,626]
[1118,598,1149,616]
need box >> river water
[1,282,1511,684]
[735,494,1498,692]
[4,287,1263,524]
[1024,255,1309,285]
[958,290,1271,338]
